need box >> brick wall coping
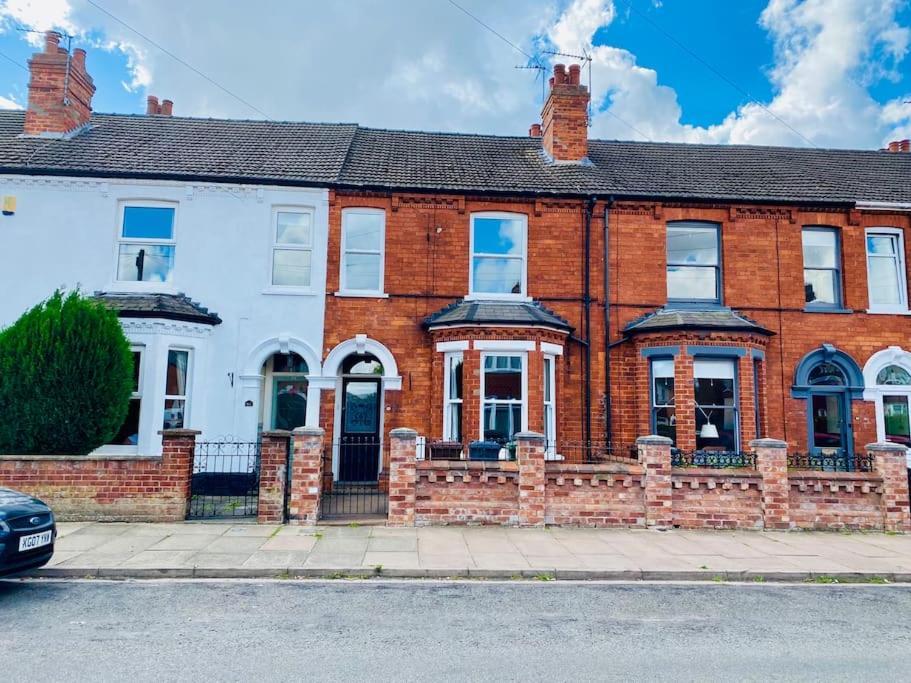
[671,467,761,478]
[157,428,201,436]
[292,426,324,436]
[788,470,882,482]
[261,430,292,439]
[865,442,908,452]
[749,438,787,449]
[416,460,519,472]
[545,462,643,475]
[636,435,673,446]
[515,431,545,440]
[0,454,163,462]
[390,427,418,438]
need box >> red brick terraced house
[1,36,910,528]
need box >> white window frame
[865,227,908,314]
[443,352,464,442]
[468,211,529,301]
[113,200,178,288]
[266,206,315,294]
[99,345,144,454]
[862,347,911,463]
[543,354,557,457]
[339,207,386,296]
[479,352,528,443]
[163,347,192,429]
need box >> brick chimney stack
[540,63,590,163]
[23,31,96,137]
[885,139,910,153]
[146,96,174,116]
[529,123,542,137]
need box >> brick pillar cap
[514,431,545,440]
[636,435,673,446]
[292,426,324,436]
[749,438,788,449]
[261,429,292,438]
[390,427,418,438]
[158,428,201,436]
[865,442,908,452]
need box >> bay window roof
[424,299,572,332]
[93,292,222,325]
[623,307,772,336]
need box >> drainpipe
[583,197,595,445]
[603,197,614,443]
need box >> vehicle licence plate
[18,530,53,552]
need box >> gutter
[855,201,911,212]
[582,197,595,447]
[603,197,615,444]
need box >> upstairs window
[271,209,313,288]
[866,229,907,312]
[116,204,176,283]
[666,222,720,304]
[470,213,527,298]
[802,227,842,308]
[341,208,384,294]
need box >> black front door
[339,377,381,482]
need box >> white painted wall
[0,174,329,454]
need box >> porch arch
[242,334,322,379]
[323,334,401,389]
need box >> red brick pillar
[258,430,291,524]
[751,438,791,530]
[288,426,324,525]
[637,435,672,529]
[868,442,911,533]
[516,431,546,527]
[388,428,417,527]
[159,428,200,521]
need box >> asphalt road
[1,580,910,682]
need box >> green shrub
[0,291,133,454]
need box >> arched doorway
[793,344,865,469]
[338,352,383,482]
[863,346,911,449]
[262,352,309,432]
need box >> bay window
[694,358,738,451]
[340,208,385,294]
[271,209,313,288]
[481,354,525,442]
[802,227,842,308]
[163,349,190,429]
[666,222,721,304]
[470,213,527,298]
[116,204,176,283]
[108,348,143,446]
[443,352,463,442]
[650,358,676,445]
[866,229,907,312]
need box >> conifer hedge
[0,291,134,454]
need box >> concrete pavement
[2,580,910,681]
[30,521,911,581]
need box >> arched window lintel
[792,345,864,399]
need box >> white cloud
[0,94,22,109]
[0,0,908,147]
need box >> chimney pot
[886,140,910,153]
[44,31,61,54]
[160,99,173,116]
[901,139,910,152]
[888,141,900,152]
[568,64,581,85]
[529,123,542,138]
[553,63,566,84]
[146,95,160,115]
[72,48,86,70]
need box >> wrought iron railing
[320,437,389,519]
[188,441,261,519]
[671,449,757,469]
[552,441,639,464]
[787,452,875,473]
[419,439,637,464]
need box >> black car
[0,488,56,577]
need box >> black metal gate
[188,441,261,520]
[320,437,389,520]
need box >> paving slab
[56,534,117,552]
[120,550,196,569]
[260,535,318,552]
[367,535,418,552]
[192,553,255,569]
[314,537,370,554]
[202,536,269,554]
[304,553,366,569]
[470,552,532,570]
[223,525,282,538]
[243,551,311,568]
[363,551,421,569]
[150,534,224,551]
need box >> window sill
[261,286,316,297]
[334,291,389,299]
[92,444,140,456]
[865,308,911,315]
[106,281,177,295]
[803,307,853,314]
[464,293,532,303]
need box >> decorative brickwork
[257,430,291,523]
[388,428,418,526]
[288,427,323,525]
[752,438,791,530]
[637,435,673,528]
[541,63,590,162]
[0,429,197,522]
[516,432,546,527]
[671,469,763,529]
[870,442,911,532]
[415,460,519,525]
[544,462,645,527]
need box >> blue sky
[0,0,909,148]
